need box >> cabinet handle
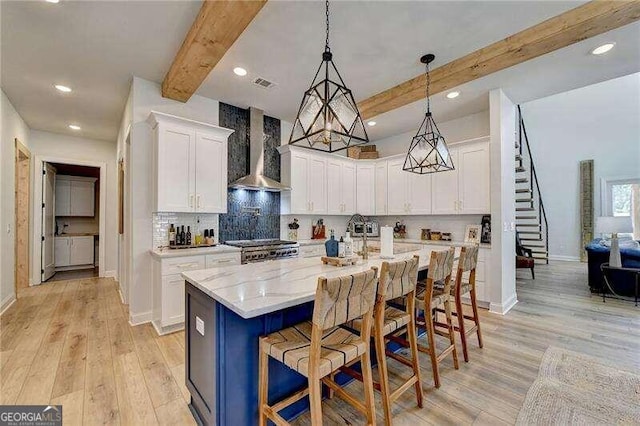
[311,201,314,211]
[168,278,184,284]
[215,259,233,264]
[459,200,463,211]
[454,201,458,211]
[189,194,194,208]
[176,262,198,268]
[197,195,201,209]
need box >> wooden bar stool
[258,268,378,426]
[343,256,424,426]
[450,245,483,362]
[414,248,459,388]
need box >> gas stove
[224,239,300,264]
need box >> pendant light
[289,0,368,153]
[403,54,454,174]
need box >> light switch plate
[196,316,205,336]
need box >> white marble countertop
[150,244,241,259]
[183,248,443,319]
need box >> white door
[356,164,375,216]
[290,152,310,214]
[55,179,70,216]
[41,163,56,281]
[69,236,95,266]
[408,173,432,214]
[195,132,226,213]
[387,159,408,215]
[156,125,196,212]
[375,162,388,215]
[432,148,459,214]
[342,161,357,215]
[54,238,70,267]
[326,158,343,215]
[307,156,327,213]
[70,180,95,216]
[458,142,490,214]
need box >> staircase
[515,106,549,264]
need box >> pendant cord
[325,0,330,52]
[425,61,431,114]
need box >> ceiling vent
[253,77,276,89]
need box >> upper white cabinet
[327,158,356,215]
[356,163,376,216]
[432,138,490,214]
[374,162,388,215]
[147,111,233,213]
[55,175,96,217]
[281,148,328,215]
[386,159,432,215]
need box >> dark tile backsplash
[219,103,281,242]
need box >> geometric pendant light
[403,54,454,174]
[289,0,369,153]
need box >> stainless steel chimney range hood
[228,107,291,192]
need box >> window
[612,183,633,216]
[603,177,639,239]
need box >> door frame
[32,155,107,285]
[14,138,31,293]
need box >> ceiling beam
[357,0,640,120]
[162,0,267,102]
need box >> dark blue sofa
[585,239,640,296]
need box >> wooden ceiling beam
[162,0,267,102]
[357,0,640,120]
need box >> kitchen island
[181,248,439,425]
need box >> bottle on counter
[186,226,192,246]
[338,236,346,258]
[344,232,353,257]
[325,229,338,257]
[203,229,209,245]
[209,229,215,245]
[169,224,176,246]
[179,226,185,246]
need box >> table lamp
[596,216,633,268]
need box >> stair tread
[516,215,538,219]
[516,198,533,203]
[516,207,536,211]
[515,189,532,193]
[518,231,542,234]
[515,167,526,172]
[516,224,541,227]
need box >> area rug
[516,346,640,425]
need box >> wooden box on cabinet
[147,111,234,214]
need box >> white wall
[29,130,118,279]
[0,90,31,310]
[126,76,220,324]
[521,73,640,260]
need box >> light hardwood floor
[1,262,638,425]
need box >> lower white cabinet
[152,251,241,335]
[55,236,95,268]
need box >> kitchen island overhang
[181,250,439,425]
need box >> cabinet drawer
[162,274,185,326]
[205,253,241,268]
[161,256,205,276]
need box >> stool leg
[425,310,441,388]
[374,323,392,426]
[444,298,459,370]
[454,294,469,362]
[407,306,424,407]
[258,348,269,426]
[308,374,323,425]
[470,286,483,348]
[361,349,376,425]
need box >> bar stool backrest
[458,245,479,273]
[312,267,379,331]
[379,256,419,301]
[427,248,455,282]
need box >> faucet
[348,213,369,260]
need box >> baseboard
[129,310,152,326]
[151,320,185,336]
[548,255,581,262]
[489,294,518,315]
[104,270,117,278]
[1,294,17,315]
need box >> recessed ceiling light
[233,67,247,76]
[446,91,460,99]
[68,124,81,130]
[45,0,60,3]
[54,84,72,93]
[591,43,615,55]
[367,121,376,127]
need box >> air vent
[253,77,276,89]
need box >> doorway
[14,139,30,293]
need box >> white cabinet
[375,162,388,215]
[55,176,96,217]
[148,111,233,214]
[386,159,432,215]
[55,236,95,268]
[432,139,490,215]
[281,149,328,214]
[327,158,356,215]
[205,253,241,268]
[356,163,376,216]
